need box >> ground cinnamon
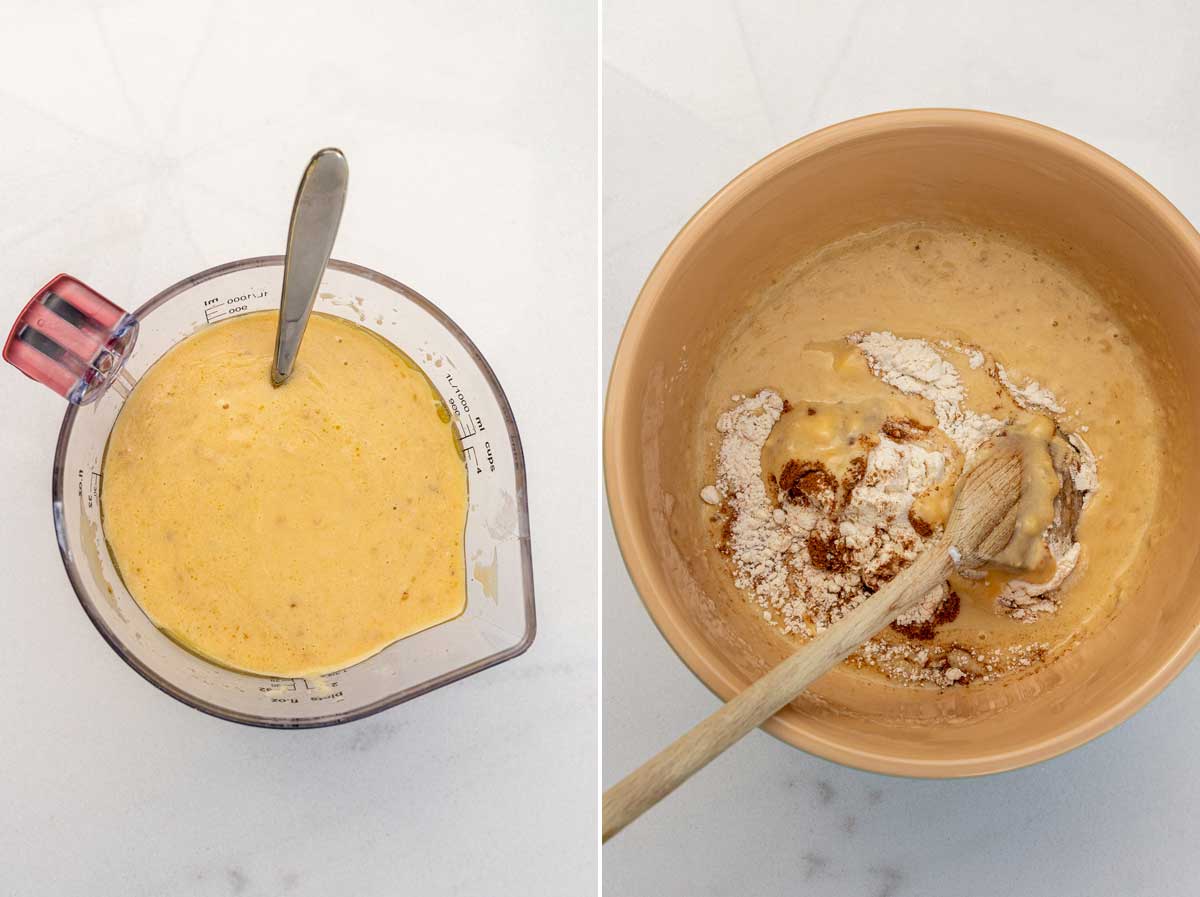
[881,416,931,442]
[806,528,852,573]
[862,553,907,592]
[717,500,735,556]
[778,459,837,508]
[891,590,961,640]
[840,455,867,505]
[907,508,933,538]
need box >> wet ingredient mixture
[698,223,1165,687]
[102,311,467,677]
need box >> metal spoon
[271,147,349,386]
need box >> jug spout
[3,275,138,405]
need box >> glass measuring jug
[4,258,535,727]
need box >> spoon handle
[602,537,955,842]
[271,148,349,386]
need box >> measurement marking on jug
[202,290,267,324]
[259,677,300,703]
[463,446,483,475]
[442,374,495,476]
[282,671,345,702]
[444,374,483,436]
[85,469,102,509]
[300,674,341,690]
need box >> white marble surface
[603,2,1200,894]
[0,2,596,895]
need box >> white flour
[998,542,1080,620]
[849,331,1004,454]
[1067,433,1100,494]
[996,364,1066,415]
[939,339,985,370]
[710,391,791,609]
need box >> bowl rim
[604,107,1200,777]
[53,255,536,729]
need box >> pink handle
[3,275,138,405]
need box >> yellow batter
[701,222,1167,684]
[101,311,467,677]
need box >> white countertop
[0,3,596,895]
[603,2,1200,894]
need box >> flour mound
[703,391,951,635]
[849,331,1004,454]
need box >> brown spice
[717,500,735,556]
[778,459,837,507]
[806,406,816,416]
[780,398,793,414]
[891,589,960,640]
[907,508,933,538]
[840,455,867,504]
[891,619,936,640]
[935,591,961,627]
[881,416,931,442]
[806,528,852,573]
[862,553,906,592]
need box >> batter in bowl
[697,222,1166,686]
[101,311,467,677]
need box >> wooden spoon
[603,444,1026,842]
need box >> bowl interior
[57,258,535,727]
[606,110,1200,775]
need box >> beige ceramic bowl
[605,108,1200,776]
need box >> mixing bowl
[8,257,534,727]
[605,109,1200,776]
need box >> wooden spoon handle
[602,537,955,842]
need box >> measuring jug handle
[3,274,138,405]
